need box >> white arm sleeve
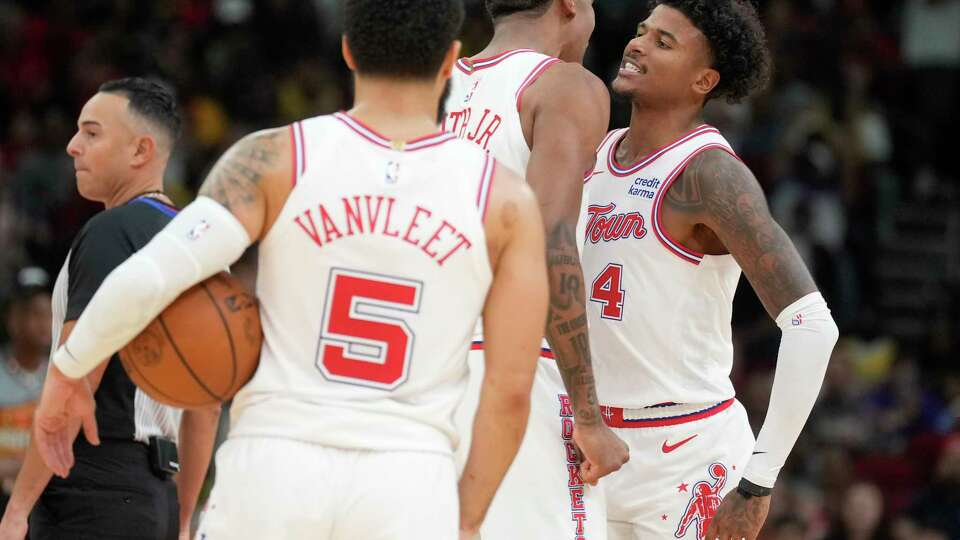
[742,291,839,488]
[53,197,252,378]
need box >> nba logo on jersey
[385,160,400,184]
[463,79,481,104]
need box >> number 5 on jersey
[590,263,625,320]
[316,268,423,390]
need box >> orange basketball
[118,272,261,408]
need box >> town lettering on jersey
[294,196,473,267]
[584,203,647,244]
[446,107,502,151]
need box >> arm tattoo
[198,130,284,213]
[545,221,601,424]
[666,151,817,316]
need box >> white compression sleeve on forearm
[742,291,839,488]
[53,197,251,378]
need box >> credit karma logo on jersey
[584,203,647,244]
[628,177,661,199]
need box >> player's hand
[0,510,28,540]
[705,490,770,540]
[573,422,629,485]
[34,363,99,478]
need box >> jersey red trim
[596,129,622,154]
[456,48,536,74]
[404,130,459,151]
[584,130,625,185]
[475,155,496,223]
[297,121,307,175]
[515,57,562,112]
[606,125,719,178]
[333,112,456,152]
[471,341,555,359]
[288,124,298,187]
[289,121,306,185]
[483,163,496,223]
[650,143,741,265]
[601,398,734,428]
[583,168,601,184]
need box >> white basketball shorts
[197,436,459,539]
[598,399,755,540]
[454,346,606,540]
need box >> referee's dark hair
[485,0,552,20]
[343,0,465,80]
[99,77,182,147]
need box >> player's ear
[439,40,462,80]
[131,134,156,168]
[693,68,720,99]
[559,0,577,18]
[341,36,357,72]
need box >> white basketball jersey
[443,49,561,177]
[443,49,561,353]
[582,126,742,408]
[228,113,495,455]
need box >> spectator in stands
[765,515,808,540]
[0,268,51,515]
[825,482,892,540]
[897,433,960,539]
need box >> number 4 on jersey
[316,268,423,390]
[590,263,625,320]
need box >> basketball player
[0,78,219,540]
[31,1,549,538]
[443,1,629,537]
[581,2,839,539]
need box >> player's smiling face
[611,5,716,105]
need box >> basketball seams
[157,311,226,402]
[119,348,207,408]
[201,280,240,393]
[118,272,260,408]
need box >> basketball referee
[0,78,220,540]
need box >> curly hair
[654,0,772,103]
[344,0,465,79]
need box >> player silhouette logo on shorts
[674,462,727,539]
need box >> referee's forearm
[175,406,221,529]
[2,438,54,519]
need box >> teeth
[623,62,641,73]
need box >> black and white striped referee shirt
[50,196,182,444]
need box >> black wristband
[737,478,772,499]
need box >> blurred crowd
[0,1,957,538]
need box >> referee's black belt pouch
[148,436,180,477]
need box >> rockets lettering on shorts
[558,394,589,540]
[293,196,473,267]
